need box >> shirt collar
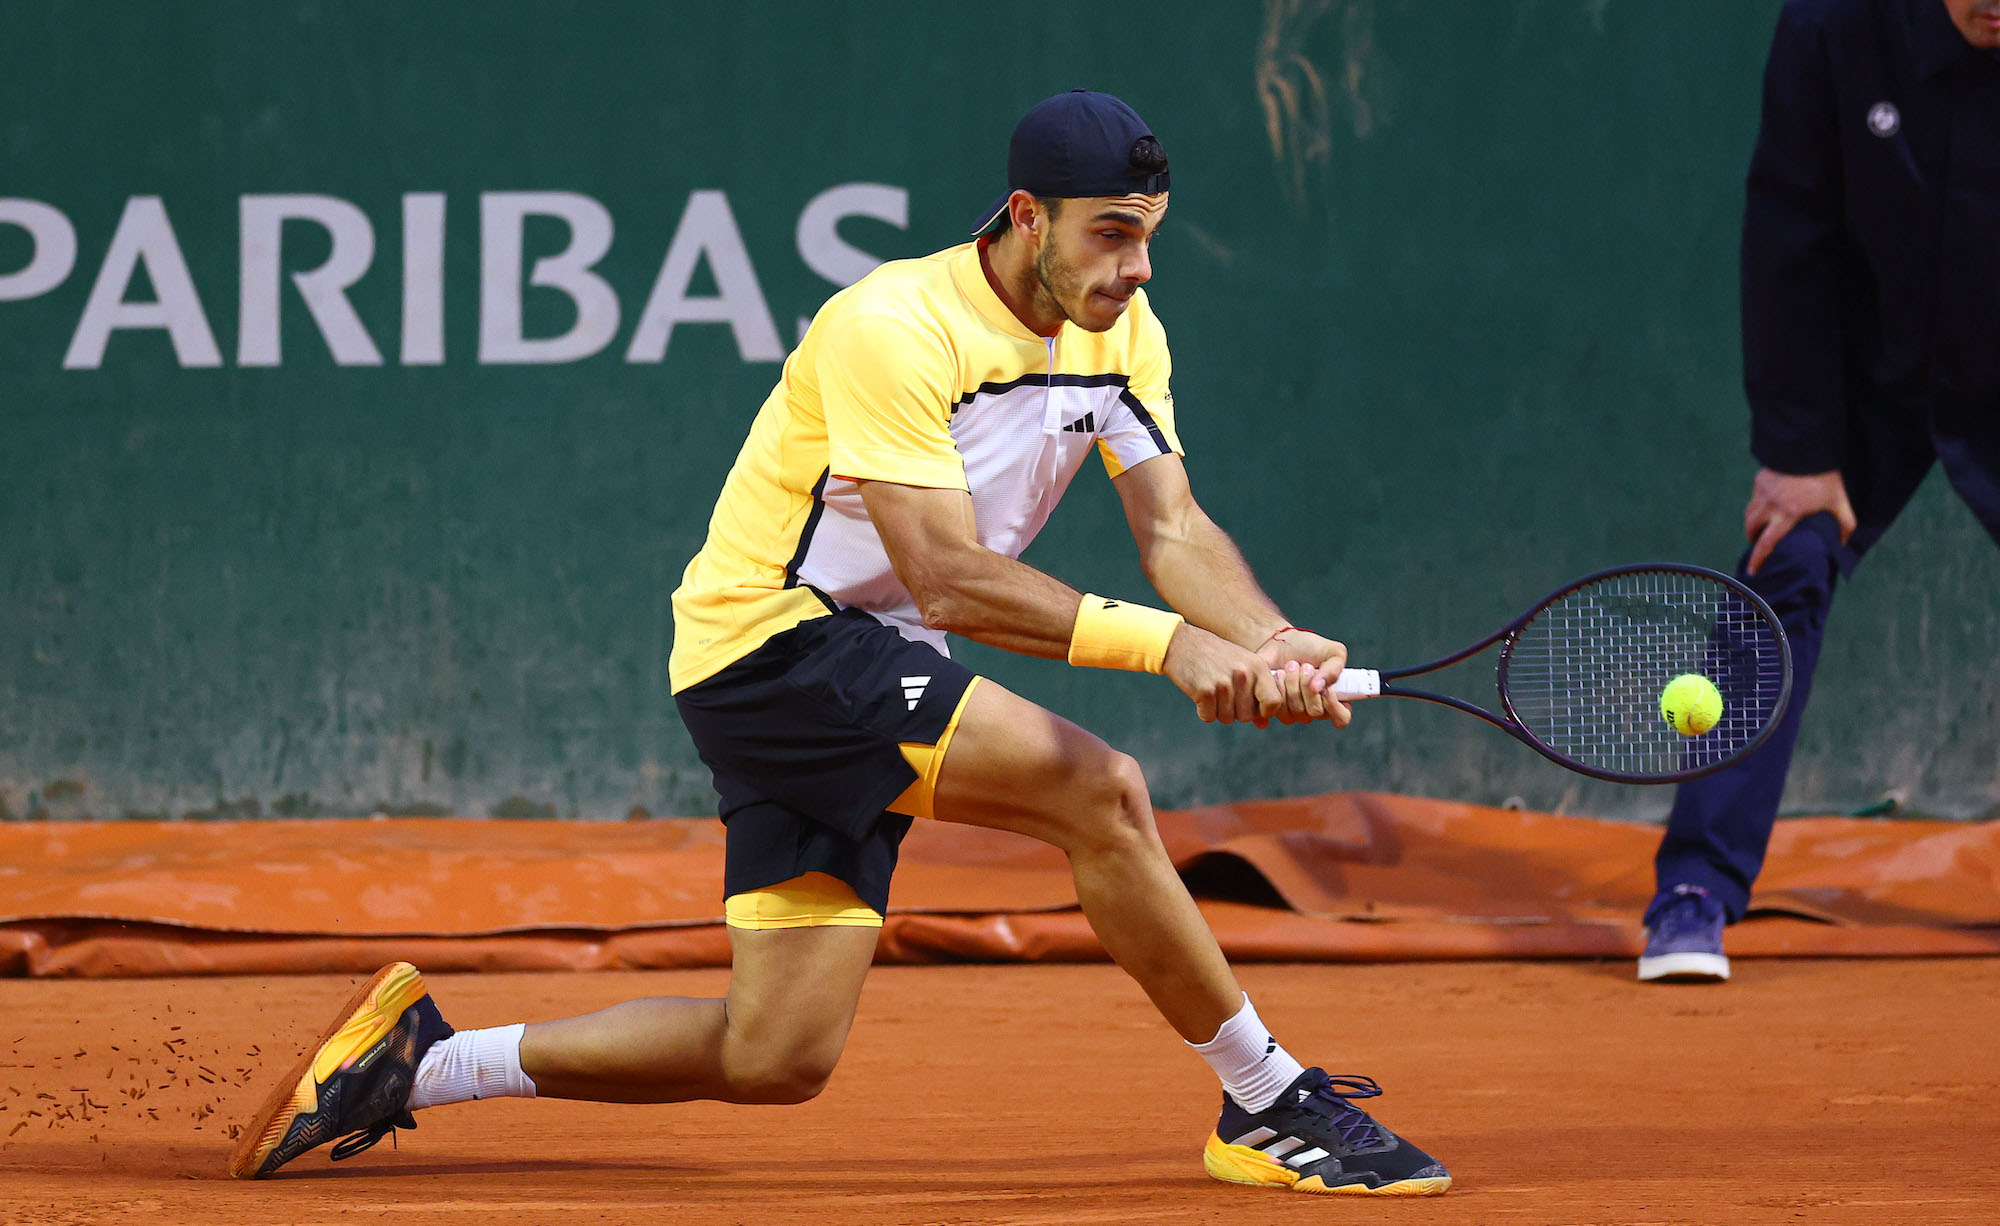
[950,240,1048,343]
[1909,0,1983,79]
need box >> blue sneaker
[1204,1067,1450,1196]
[1637,884,1730,983]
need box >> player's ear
[1008,190,1039,240]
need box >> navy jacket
[1743,0,2000,474]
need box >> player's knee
[1062,751,1158,856]
[727,1039,842,1105]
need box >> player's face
[1032,192,1168,333]
[1946,0,2000,48]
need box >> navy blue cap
[971,90,1171,237]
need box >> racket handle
[1330,668,1380,700]
[1267,667,1381,700]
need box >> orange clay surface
[2,959,1996,1226]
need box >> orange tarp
[1,792,1995,977]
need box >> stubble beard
[1033,237,1091,331]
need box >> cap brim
[969,190,1013,237]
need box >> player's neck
[979,235,1064,338]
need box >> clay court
[3,803,1997,1225]
[3,959,1997,1226]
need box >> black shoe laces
[329,1110,416,1162]
[1297,1072,1386,1151]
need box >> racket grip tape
[1330,668,1380,700]
[1266,667,1381,700]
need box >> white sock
[1188,994,1307,1113]
[407,1023,537,1111]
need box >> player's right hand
[1270,659,1352,728]
[1162,624,1284,725]
[1258,629,1353,729]
[1744,467,1856,575]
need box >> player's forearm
[1139,511,1288,650]
[906,544,1082,658]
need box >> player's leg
[231,896,880,1178]
[519,918,878,1104]
[468,610,948,1110]
[233,759,901,1176]
[446,801,898,1107]
[927,679,1237,1043]
[921,677,1449,1195]
[478,612,921,1107]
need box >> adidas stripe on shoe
[228,962,454,1179]
[1204,1067,1450,1196]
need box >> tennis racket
[1314,563,1792,784]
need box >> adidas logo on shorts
[901,675,930,711]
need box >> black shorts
[673,608,978,915]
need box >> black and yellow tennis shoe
[1204,1068,1451,1196]
[228,961,453,1179]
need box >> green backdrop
[3,1,1995,823]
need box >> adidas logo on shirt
[1060,412,1097,434]
[901,675,930,711]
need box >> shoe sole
[227,962,429,1180]
[1637,951,1730,982]
[1203,1133,1451,1196]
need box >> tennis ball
[1660,674,1723,736]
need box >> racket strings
[1501,570,1787,777]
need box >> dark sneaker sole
[227,962,430,1179]
[1203,1133,1452,1196]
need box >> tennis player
[231,90,1450,1197]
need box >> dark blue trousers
[1650,412,2000,926]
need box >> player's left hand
[1257,629,1352,728]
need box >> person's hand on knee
[1744,468,1856,574]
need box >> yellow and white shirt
[669,240,1182,692]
